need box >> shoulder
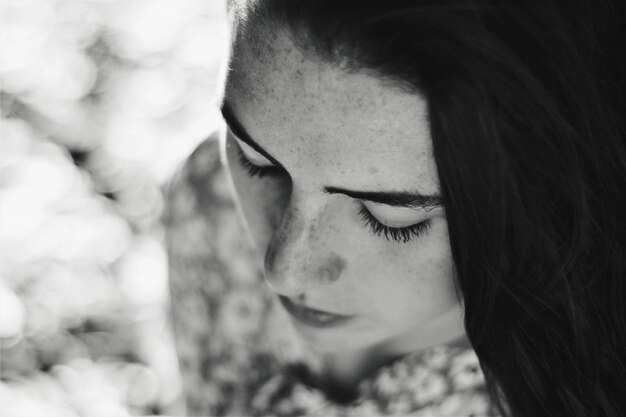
[164,133,231,230]
[163,133,288,415]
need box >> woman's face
[219,28,465,355]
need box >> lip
[278,295,354,329]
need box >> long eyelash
[235,144,282,178]
[358,206,432,243]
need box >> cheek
[353,223,457,325]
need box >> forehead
[225,25,440,194]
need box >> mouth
[278,295,354,329]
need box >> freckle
[368,166,379,174]
[317,253,346,283]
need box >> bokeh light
[0,1,228,415]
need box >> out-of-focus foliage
[0,1,228,415]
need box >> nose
[263,195,346,296]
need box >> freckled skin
[316,254,346,284]
[220,23,467,379]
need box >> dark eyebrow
[324,186,443,210]
[220,101,282,166]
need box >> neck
[320,332,470,396]
[319,347,389,403]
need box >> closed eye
[358,205,432,243]
[234,137,284,178]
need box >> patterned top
[164,134,498,416]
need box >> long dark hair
[233,1,626,416]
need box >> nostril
[315,254,346,284]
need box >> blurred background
[0,1,228,415]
